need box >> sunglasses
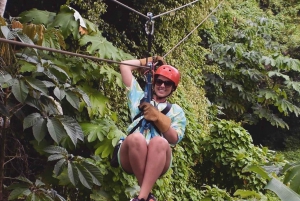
[155,79,174,87]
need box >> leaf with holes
[48,5,80,40]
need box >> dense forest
[1,0,300,200]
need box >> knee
[148,136,169,151]
[125,133,146,148]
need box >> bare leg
[120,133,148,185]
[138,136,172,199]
[120,135,171,200]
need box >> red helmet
[155,65,180,86]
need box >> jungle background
[1,0,300,200]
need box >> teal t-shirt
[126,77,186,144]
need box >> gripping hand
[139,56,167,66]
[139,102,171,133]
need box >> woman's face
[153,75,174,98]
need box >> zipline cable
[0,38,148,69]
[152,0,199,20]
[0,0,224,69]
[110,0,200,21]
[110,0,148,19]
[163,0,225,58]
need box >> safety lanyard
[139,12,155,137]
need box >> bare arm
[119,59,141,88]
[162,127,179,144]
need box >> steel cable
[152,0,199,20]
[163,0,225,58]
[0,38,148,69]
[110,0,148,19]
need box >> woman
[119,57,186,201]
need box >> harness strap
[129,102,172,135]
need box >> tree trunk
[0,126,6,201]
[0,0,7,17]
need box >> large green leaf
[285,57,300,72]
[95,138,113,158]
[23,113,42,130]
[49,64,70,83]
[258,89,278,101]
[33,116,47,143]
[68,161,79,186]
[19,9,56,25]
[276,99,300,116]
[12,79,29,103]
[54,159,66,177]
[54,87,66,101]
[44,145,68,155]
[268,71,290,81]
[48,5,80,39]
[79,33,133,61]
[80,119,112,142]
[65,91,80,110]
[8,188,30,201]
[76,163,93,189]
[81,85,108,117]
[99,66,123,87]
[55,168,71,185]
[285,80,300,94]
[57,116,84,146]
[242,164,271,180]
[265,178,300,201]
[82,161,103,186]
[283,163,300,194]
[48,154,65,162]
[72,88,91,107]
[260,56,276,67]
[46,117,67,144]
[25,77,48,95]
[19,60,37,73]
[0,72,12,86]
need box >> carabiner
[145,12,155,35]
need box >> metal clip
[145,12,155,35]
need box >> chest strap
[129,102,172,135]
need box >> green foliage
[246,162,300,200]
[282,161,300,194]
[204,6,300,129]
[0,5,132,201]
[3,0,300,200]
[81,118,126,158]
[44,145,103,189]
[195,120,285,193]
[7,177,66,201]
